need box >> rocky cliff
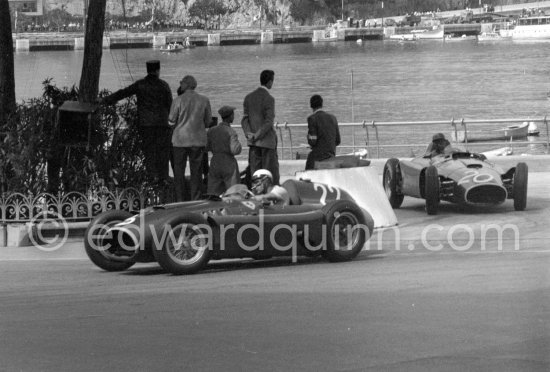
[41,0,535,27]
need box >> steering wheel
[243,189,256,199]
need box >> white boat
[416,28,444,39]
[160,43,195,52]
[444,34,477,41]
[451,122,529,143]
[389,34,417,41]
[512,14,550,40]
[477,31,506,42]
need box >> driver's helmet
[251,169,273,195]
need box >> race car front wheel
[84,210,136,272]
[425,166,440,215]
[154,215,211,275]
[513,162,528,211]
[383,158,405,208]
[321,200,370,262]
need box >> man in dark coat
[102,60,173,186]
[206,105,242,196]
[241,69,280,185]
[305,94,341,170]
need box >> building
[8,0,43,16]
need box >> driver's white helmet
[252,169,273,181]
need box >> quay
[11,23,491,51]
[12,27,385,51]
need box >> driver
[250,169,290,206]
[424,133,454,158]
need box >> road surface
[0,174,548,371]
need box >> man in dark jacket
[305,94,341,170]
[206,106,242,196]
[102,60,173,186]
[241,70,280,185]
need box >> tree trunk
[0,0,16,124]
[78,0,107,103]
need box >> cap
[432,133,446,141]
[218,105,236,118]
[146,60,160,73]
[252,169,273,181]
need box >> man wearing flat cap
[206,106,242,195]
[101,60,173,194]
[424,133,454,158]
[169,75,213,201]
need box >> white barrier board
[296,166,398,228]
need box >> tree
[188,0,228,28]
[0,0,16,124]
[47,7,73,32]
[78,0,107,103]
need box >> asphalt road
[0,176,549,371]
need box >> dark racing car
[84,180,374,275]
[383,152,528,215]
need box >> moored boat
[478,31,506,42]
[444,34,477,41]
[512,14,550,40]
[416,27,444,39]
[160,43,195,52]
[389,33,417,41]
[451,122,529,143]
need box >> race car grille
[466,185,507,205]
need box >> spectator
[206,106,242,196]
[242,69,280,185]
[101,60,173,193]
[305,94,341,170]
[169,75,212,201]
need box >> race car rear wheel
[383,158,405,208]
[513,162,528,211]
[425,166,440,215]
[154,215,211,275]
[321,200,369,262]
[84,210,136,272]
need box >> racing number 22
[313,183,341,205]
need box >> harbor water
[14,39,550,157]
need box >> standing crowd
[101,61,341,204]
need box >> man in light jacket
[169,75,212,201]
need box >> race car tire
[513,162,528,211]
[84,210,136,272]
[321,200,369,262]
[154,214,211,275]
[383,158,405,208]
[425,166,440,215]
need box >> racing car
[84,180,374,275]
[382,152,528,215]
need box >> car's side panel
[399,160,425,197]
[208,207,326,259]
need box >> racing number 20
[313,183,341,205]
[457,170,494,186]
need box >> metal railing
[269,116,550,159]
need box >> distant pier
[13,27,390,51]
[11,24,494,52]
